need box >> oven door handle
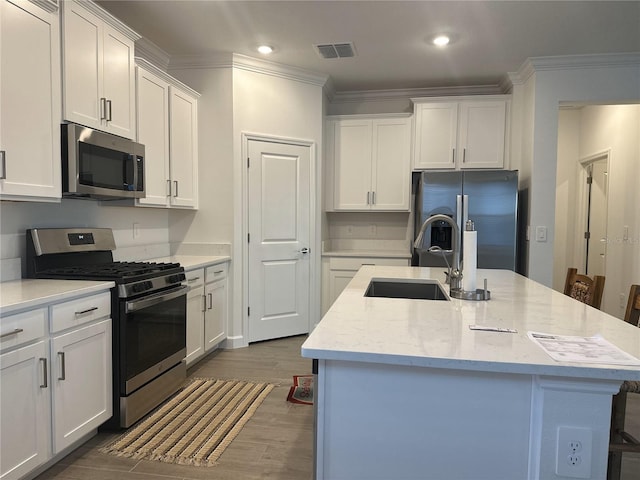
[125,285,189,313]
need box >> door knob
[300,247,310,254]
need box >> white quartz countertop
[148,255,230,270]
[301,266,640,381]
[0,279,115,316]
[322,250,411,258]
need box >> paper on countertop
[528,331,640,366]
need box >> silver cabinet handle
[202,294,207,312]
[167,179,171,197]
[0,150,6,179]
[452,148,456,163]
[100,98,107,120]
[75,306,98,316]
[187,276,200,283]
[300,247,310,254]
[462,148,466,163]
[0,328,23,339]
[106,99,112,121]
[213,270,223,274]
[58,352,66,380]
[40,358,48,388]
[367,191,370,205]
[372,191,376,205]
[207,293,213,310]
[173,180,179,197]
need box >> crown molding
[330,84,506,104]
[135,57,200,97]
[509,53,640,85]
[168,53,329,87]
[73,0,140,41]
[30,0,57,13]
[135,38,171,72]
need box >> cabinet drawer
[0,308,47,352]
[205,263,228,282]
[185,268,205,289]
[328,256,409,271]
[50,293,111,334]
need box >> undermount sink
[364,278,450,301]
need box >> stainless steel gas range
[26,228,187,428]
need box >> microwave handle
[130,154,143,192]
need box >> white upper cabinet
[412,96,509,170]
[135,59,199,209]
[0,0,61,201]
[169,86,199,208]
[327,115,411,211]
[61,0,139,139]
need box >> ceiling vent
[314,42,356,59]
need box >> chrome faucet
[414,214,462,292]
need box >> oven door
[119,285,188,395]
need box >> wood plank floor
[33,334,640,480]
[35,335,314,480]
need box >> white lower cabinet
[322,256,410,315]
[185,262,228,367]
[0,339,50,480]
[50,319,112,453]
[0,292,112,480]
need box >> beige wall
[555,105,640,318]
[169,60,324,346]
[515,58,640,286]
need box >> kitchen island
[301,266,640,480]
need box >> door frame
[240,132,319,346]
[575,148,610,274]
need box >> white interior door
[248,140,310,343]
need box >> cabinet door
[185,282,205,366]
[136,66,170,207]
[333,120,373,210]
[204,279,226,351]
[328,270,357,307]
[457,100,506,169]
[0,0,61,200]
[50,319,112,453]
[413,103,458,170]
[169,87,198,208]
[0,340,50,480]
[61,0,102,130]
[101,24,135,139]
[371,118,411,211]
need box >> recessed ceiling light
[257,45,274,54]
[432,35,450,47]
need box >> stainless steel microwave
[62,123,145,200]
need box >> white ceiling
[96,0,640,92]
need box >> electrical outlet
[132,222,140,239]
[556,426,592,478]
[345,225,353,237]
[536,226,547,242]
[369,224,377,236]
[620,293,627,309]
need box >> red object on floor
[287,374,313,405]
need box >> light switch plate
[535,226,547,242]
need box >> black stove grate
[36,261,182,282]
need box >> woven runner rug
[101,378,275,466]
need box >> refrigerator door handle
[462,194,469,228]
[456,195,463,233]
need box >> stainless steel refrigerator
[413,170,519,271]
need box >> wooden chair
[607,284,640,480]
[563,267,606,310]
